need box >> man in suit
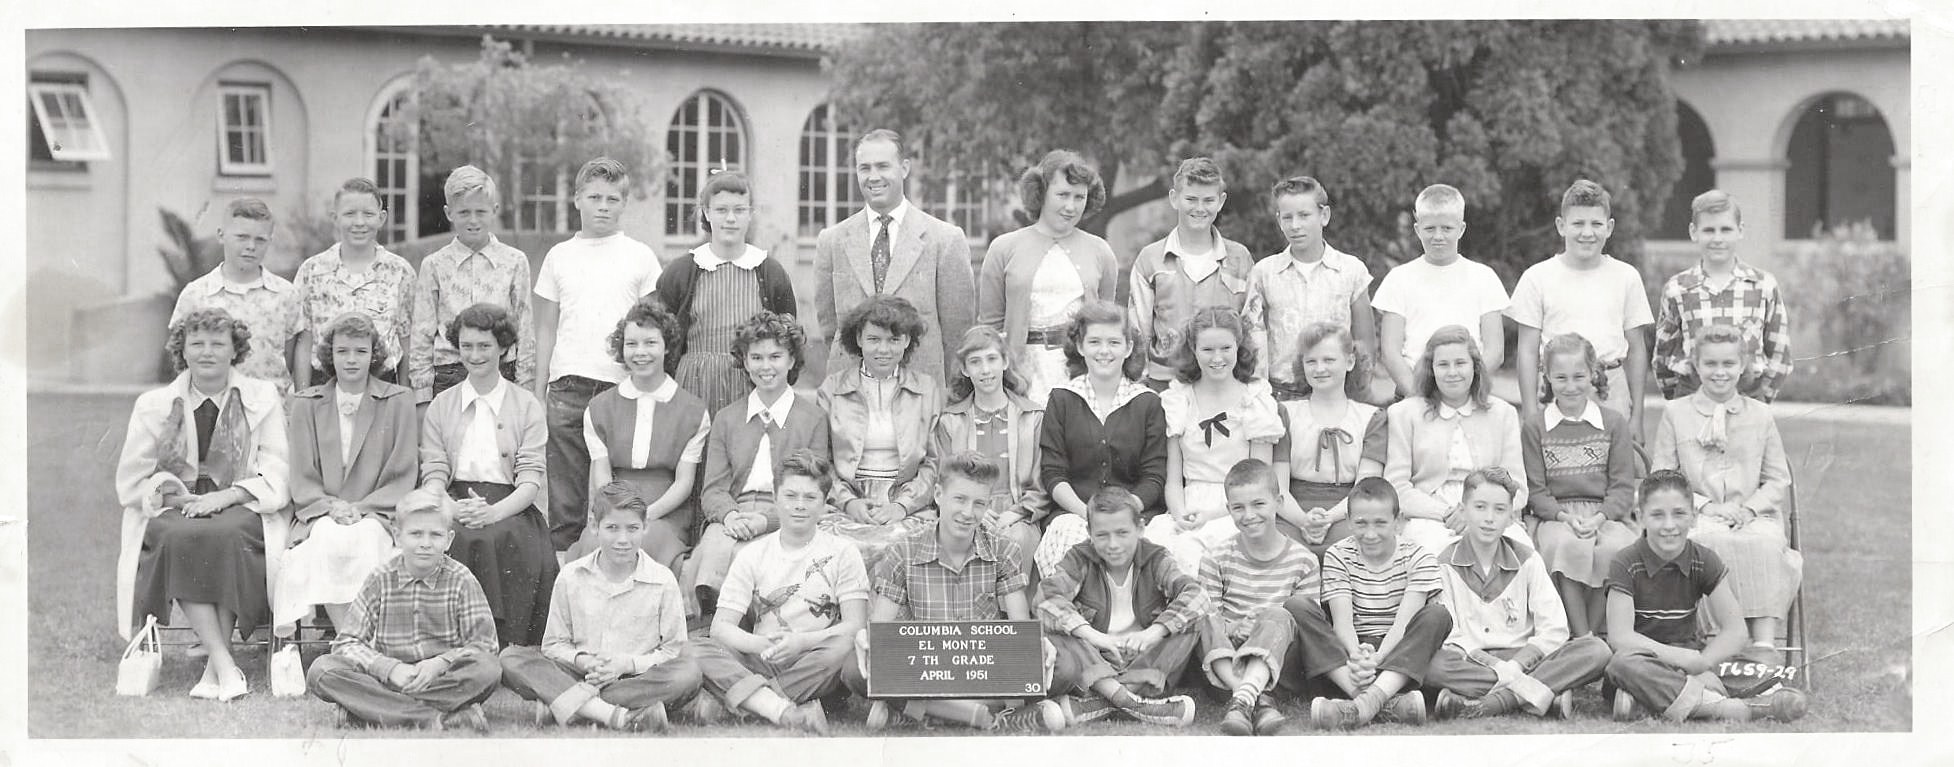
[815,129,977,384]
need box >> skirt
[1034,513,1091,581]
[272,517,396,635]
[1534,500,1639,588]
[681,492,773,617]
[676,352,751,424]
[1279,479,1357,559]
[1021,346,1070,406]
[448,480,559,647]
[1142,481,1239,574]
[137,499,269,635]
[1692,516,1803,620]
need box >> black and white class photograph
[13,9,1931,758]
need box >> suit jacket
[287,378,420,528]
[815,205,976,383]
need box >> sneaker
[865,700,914,730]
[1311,697,1361,730]
[1125,694,1197,728]
[779,700,830,735]
[1433,689,1470,720]
[687,693,729,725]
[1252,696,1286,735]
[441,703,490,733]
[1059,694,1122,726]
[1380,690,1426,725]
[623,702,669,732]
[1744,686,1809,722]
[1219,698,1255,736]
[991,700,1066,732]
[1612,689,1644,721]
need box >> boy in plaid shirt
[308,489,500,731]
[1199,459,1320,736]
[1653,190,1793,402]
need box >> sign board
[866,620,1045,699]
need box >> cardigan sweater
[699,394,832,523]
[1383,396,1530,521]
[419,378,548,491]
[1038,386,1169,518]
[655,252,799,378]
[924,390,1050,523]
[977,226,1119,351]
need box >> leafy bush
[1771,222,1910,405]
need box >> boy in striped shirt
[1299,477,1451,729]
[1198,459,1320,736]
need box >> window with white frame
[511,156,570,231]
[797,103,863,237]
[28,76,110,164]
[665,90,748,237]
[217,83,272,175]
[370,85,418,244]
[917,167,997,241]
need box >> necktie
[194,399,220,465]
[871,214,893,293]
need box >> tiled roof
[1702,19,1910,47]
[489,23,866,55]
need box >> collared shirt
[1653,260,1793,402]
[534,232,662,383]
[741,389,799,494]
[171,266,301,392]
[293,244,418,372]
[863,201,912,251]
[454,378,511,484]
[1436,537,1569,655]
[1128,227,1253,382]
[1544,400,1606,431]
[691,242,769,272]
[872,522,1027,621]
[1060,375,1151,424]
[584,376,709,471]
[411,235,536,398]
[541,550,689,674]
[332,556,498,679]
[1243,244,1373,387]
[1436,399,1479,506]
[1321,538,1440,637]
[1163,227,1220,282]
[1605,537,1726,650]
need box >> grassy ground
[26,392,1911,738]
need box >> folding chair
[1780,461,1810,688]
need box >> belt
[1024,328,1069,348]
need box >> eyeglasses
[707,206,753,218]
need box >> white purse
[270,645,307,697]
[114,615,162,697]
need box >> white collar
[1164,227,1221,282]
[184,377,236,409]
[204,266,279,295]
[617,375,679,403]
[691,242,769,272]
[1062,375,1147,413]
[1544,400,1606,430]
[458,377,509,415]
[1437,398,1478,420]
[865,200,911,229]
[571,549,676,586]
[745,388,798,425]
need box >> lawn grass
[26,392,1912,738]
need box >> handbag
[270,645,307,697]
[115,615,162,696]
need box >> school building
[24,20,1910,385]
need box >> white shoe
[189,665,219,699]
[216,670,250,702]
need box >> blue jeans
[545,375,613,551]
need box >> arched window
[1658,100,1716,238]
[664,90,748,237]
[917,166,996,241]
[1783,92,1895,240]
[367,81,419,245]
[798,103,863,237]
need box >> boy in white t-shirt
[1508,179,1655,438]
[1371,184,1509,399]
[533,157,663,552]
[692,450,862,734]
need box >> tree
[405,37,661,230]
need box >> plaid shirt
[332,555,499,679]
[1653,261,1792,402]
[409,235,537,401]
[872,522,1026,621]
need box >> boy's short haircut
[938,450,1003,490]
[1559,178,1612,217]
[1347,476,1402,517]
[1270,176,1331,210]
[228,197,273,222]
[1637,469,1693,508]
[777,449,835,495]
[443,165,500,205]
[1173,157,1225,192]
[1462,467,1520,503]
[1690,189,1743,226]
[1087,486,1145,527]
[1222,458,1279,498]
[857,128,907,159]
[333,177,385,209]
[446,302,520,352]
[594,480,649,523]
[396,488,454,528]
[1413,184,1465,218]
[576,156,630,192]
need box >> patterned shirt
[332,556,498,679]
[719,531,870,635]
[1606,537,1726,650]
[541,550,689,674]
[1243,245,1372,390]
[872,522,1027,621]
[1199,537,1320,640]
[293,244,417,373]
[171,267,301,393]
[1321,538,1441,638]
[410,235,536,400]
[1653,261,1793,402]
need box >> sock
[1096,681,1140,709]
[1230,683,1259,709]
[742,687,791,723]
[574,698,622,728]
[1353,686,1389,722]
[1478,688,1521,716]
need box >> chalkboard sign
[866,620,1046,699]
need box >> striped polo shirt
[1605,537,1727,650]
[1321,538,1442,637]
[1199,537,1321,639]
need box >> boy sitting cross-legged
[692,450,865,735]
[1292,476,1452,729]
[1426,469,1611,720]
[1039,486,1206,727]
[307,489,500,732]
[498,481,704,731]
[1602,469,1808,722]
[1199,458,1321,736]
